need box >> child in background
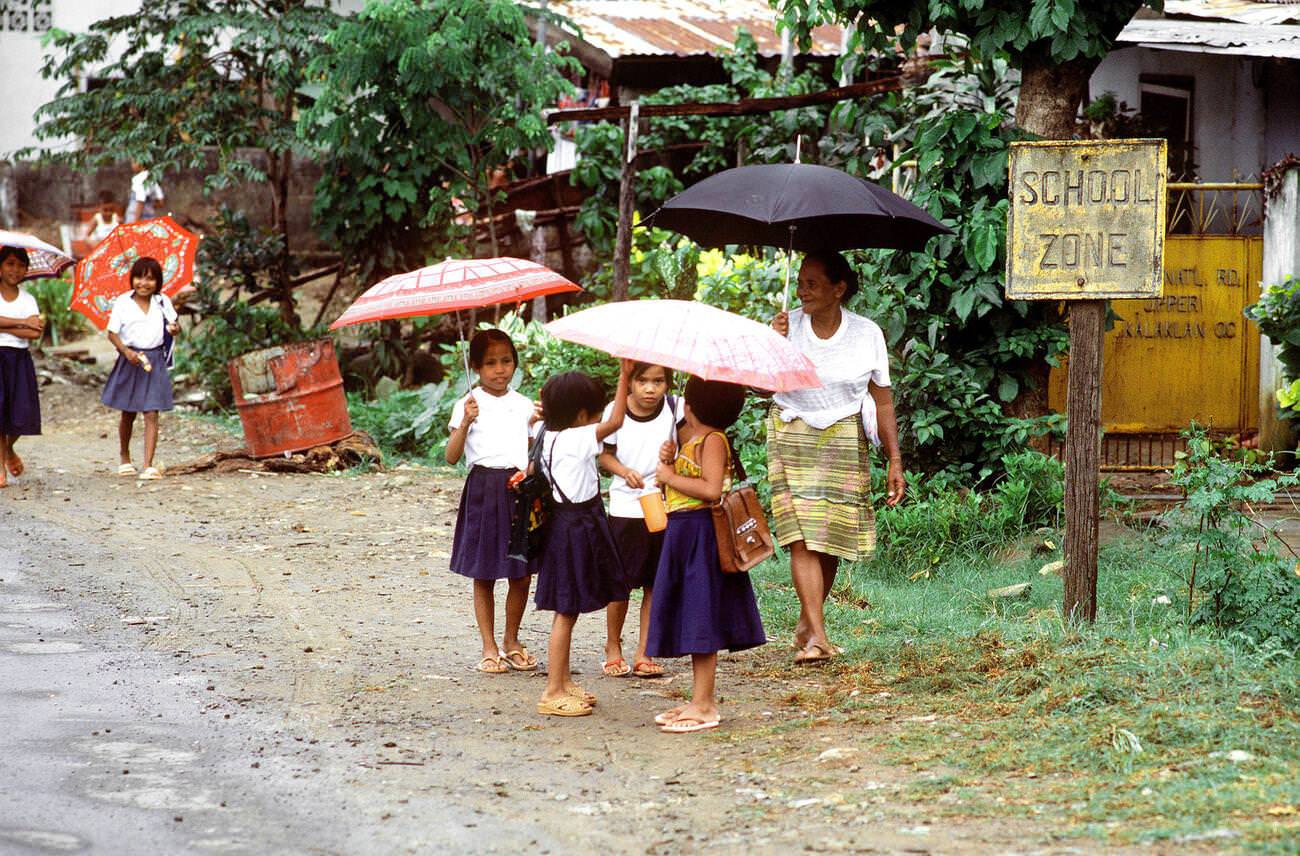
[0,246,45,488]
[647,377,766,733]
[532,362,632,717]
[598,363,677,678]
[102,257,179,480]
[446,329,540,674]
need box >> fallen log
[169,431,383,475]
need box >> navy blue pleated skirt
[532,497,627,615]
[609,516,665,592]
[0,347,40,436]
[101,346,173,413]
[646,508,767,658]
[450,466,530,581]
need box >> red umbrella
[329,257,581,330]
[546,300,820,393]
[71,216,199,330]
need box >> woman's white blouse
[773,307,891,431]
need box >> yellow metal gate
[1048,235,1263,467]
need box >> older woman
[770,251,905,665]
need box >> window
[1140,75,1196,180]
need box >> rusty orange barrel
[229,339,353,458]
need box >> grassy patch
[750,529,1300,850]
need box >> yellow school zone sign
[1006,139,1167,300]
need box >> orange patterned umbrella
[71,216,199,330]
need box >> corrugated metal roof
[546,0,844,58]
[1162,1,1300,26]
[1117,18,1300,59]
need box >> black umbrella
[643,162,953,307]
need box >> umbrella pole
[781,225,796,314]
[456,311,471,384]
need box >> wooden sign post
[1006,139,1167,621]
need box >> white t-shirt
[106,292,177,349]
[772,307,891,429]
[602,396,681,518]
[448,387,534,470]
[130,171,164,204]
[540,424,601,503]
[0,288,40,349]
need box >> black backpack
[506,428,553,562]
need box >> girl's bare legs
[604,600,629,664]
[141,411,160,469]
[501,575,530,656]
[4,433,22,476]
[472,579,499,660]
[665,653,718,724]
[541,612,578,702]
[634,588,658,671]
[0,433,10,486]
[118,412,136,465]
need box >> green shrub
[26,276,85,347]
[347,380,452,462]
[869,450,1064,576]
[1163,423,1300,647]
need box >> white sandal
[138,467,162,480]
[117,463,137,476]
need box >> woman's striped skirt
[766,409,875,562]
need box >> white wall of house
[2,0,366,159]
[1091,46,1299,180]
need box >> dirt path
[1,368,1145,855]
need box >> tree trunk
[1014,50,1100,139]
[273,147,298,329]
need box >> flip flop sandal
[660,717,721,734]
[138,467,163,481]
[117,463,138,477]
[602,657,632,677]
[567,686,597,706]
[654,706,686,726]
[632,658,664,678]
[537,696,592,717]
[7,454,23,477]
[794,643,835,666]
[476,655,508,674]
[502,648,538,671]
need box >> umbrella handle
[781,225,796,316]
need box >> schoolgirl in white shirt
[446,329,541,675]
[0,246,45,488]
[102,257,179,481]
[597,362,679,678]
[530,362,631,717]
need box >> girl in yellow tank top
[646,377,766,734]
[663,432,732,513]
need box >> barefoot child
[446,329,540,674]
[598,363,677,678]
[532,362,632,716]
[647,377,766,733]
[103,257,179,480]
[0,247,45,488]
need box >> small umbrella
[546,299,820,393]
[71,216,199,330]
[643,162,952,308]
[0,229,74,281]
[329,257,580,329]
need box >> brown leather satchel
[711,483,774,573]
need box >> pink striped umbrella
[546,299,820,392]
[329,257,581,329]
[0,229,74,281]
